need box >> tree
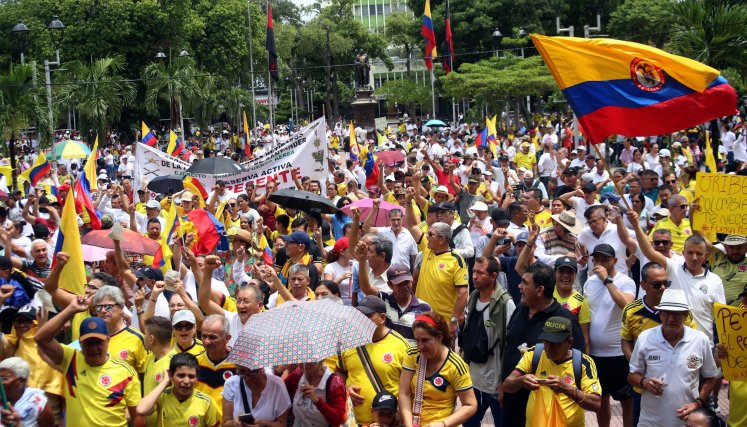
[607,0,675,48]
[55,56,136,139]
[384,11,421,75]
[142,57,199,132]
[375,79,432,116]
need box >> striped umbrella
[46,140,92,160]
[228,299,376,369]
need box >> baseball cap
[554,256,578,272]
[356,295,387,315]
[591,243,616,257]
[98,173,109,181]
[659,149,672,158]
[16,304,36,320]
[387,263,413,285]
[172,310,196,326]
[582,182,597,193]
[145,200,161,209]
[180,190,194,201]
[490,208,511,226]
[372,390,398,411]
[524,171,534,179]
[135,267,164,281]
[435,201,457,211]
[538,316,572,343]
[79,317,109,342]
[600,193,621,204]
[516,231,529,243]
[283,230,312,249]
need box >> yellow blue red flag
[53,190,87,295]
[531,35,738,143]
[421,0,437,71]
[20,152,50,187]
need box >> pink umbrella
[81,229,160,255]
[82,244,110,262]
[375,150,405,166]
[340,198,402,227]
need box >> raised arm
[43,252,77,309]
[610,207,639,255]
[515,224,539,273]
[197,254,225,316]
[135,370,169,416]
[258,264,295,302]
[404,188,423,242]
[627,210,667,267]
[352,242,378,297]
[348,206,362,254]
[35,295,92,366]
[362,198,380,235]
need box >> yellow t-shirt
[525,209,553,229]
[729,380,747,427]
[143,349,177,427]
[2,326,64,395]
[109,326,150,374]
[71,311,94,342]
[514,152,536,171]
[276,286,315,306]
[55,345,142,427]
[173,338,206,357]
[196,352,236,421]
[327,330,410,423]
[648,217,692,253]
[153,388,220,427]
[515,347,601,427]
[414,245,469,320]
[401,347,472,426]
[554,291,590,324]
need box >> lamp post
[517,27,527,58]
[492,29,503,58]
[44,15,65,166]
[11,21,29,64]
[155,49,189,139]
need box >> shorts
[592,355,632,401]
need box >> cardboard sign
[714,303,747,381]
[693,172,747,235]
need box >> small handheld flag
[141,122,158,147]
[20,152,50,187]
[167,130,184,157]
[243,111,252,158]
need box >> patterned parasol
[228,299,376,369]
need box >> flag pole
[430,70,436,116]
[268,70,275,148]
[247,0,257,133]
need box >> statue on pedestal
[355,50,370,89]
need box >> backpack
[449,224,467,250]
[459,289,511,364]
[530,343,583,390]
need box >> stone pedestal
[351,88,377,130]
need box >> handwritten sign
[693,172,747,235]
[714,303,747,381]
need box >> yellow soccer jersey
[109,326,150,374]
[196,352,236,421]
[415,245,469,320]
[648,217,692,253]
[554,291,590,324]
[329,330,410,423]
[173,338,206,357]
[56,345,142,427]
[70,311,94,342]
[154,388,220,427]
[525,208,553,229]
[621,299,696,342]
[516,348,601,427]
[513,152,536,171]
[143,350,176,427]
[402,347,472,426]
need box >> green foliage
[440,56,556,108]
[607,0,675,48]
[384,11,420,73]
[55,56,136,138]
[0,64,41,141]
[374,79,431,112]
[142,57,199,128]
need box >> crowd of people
[0,113,744,427]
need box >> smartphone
[238,413,255,424]
[497,237,512,247]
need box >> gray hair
[236,284,263,302]
[430,222,452,240]
[203,314,230,336]
[93,285,125,306]
[667,195,688,209]
[31,239,47,249]
[388,208,403,219]
[0,357,30,380]
[370,235,393,264]
[288,264,310,277]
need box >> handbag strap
[239,378,251,414]
[355,346,385,394]
[412,354,427,427]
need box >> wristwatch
[603,278,613,285]
[450,316,458,324]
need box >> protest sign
[714,302,747,381]
[134,118,329,195]
[693,172,747,235]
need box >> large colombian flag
[53,190,87,295]
[532,35,738,143]
[421,0,437,71]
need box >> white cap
[435,185,450,193]
[659,149,672,157]
[523,171,534,179]
[97,173,108,181]
[469,201,488,211]
[146,200,161,209]
[172,310,196,325]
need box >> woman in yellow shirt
[398,312,477,427]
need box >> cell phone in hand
[238,413,255,424]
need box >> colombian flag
[475,126,489,149]
[183,176,208,208]
[83,135,99,191]
[167,130,184,157]
[421,0,437,71]
[153,201,179,270]
[141,122,158,147]
[186,209,227,255]
[532,35,738,144]
[243,111,252,158]
[20,152,50,187]
[53,190,86,295]
[349,121,361,163]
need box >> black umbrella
[147,174,184,195]
[268,189,339,214]
[186,157,244,175]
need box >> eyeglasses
[94,304,118,312]
[678,204,688,210]
[587,217,605,226]
[228,203,236,207]
[235,298,256,306]
[665,180,677,184]
[653,239,671,246]
[173,322,193,331]
[650,280,672,289]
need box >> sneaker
[108,223,124,241]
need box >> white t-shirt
[222,370,291,422]
[569,196,601,224]
[584,271,636,357]
[537,153,556,178]
[225,311,249,348]
[374,227,418,269]
[323,261,353,305]
[578,222,634,275]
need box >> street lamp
[517,27,527,58]
[155,49,189,138]
[45,15,65,165]
[492,29,503,58]
[11,21,29,64]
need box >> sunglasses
[94,304,118,312]
[228,203,236,207]
[650,280,672,290]
[173,322,194,331]
[665,180,677,184]
[679,204,688,210]
[653,239,672,246]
